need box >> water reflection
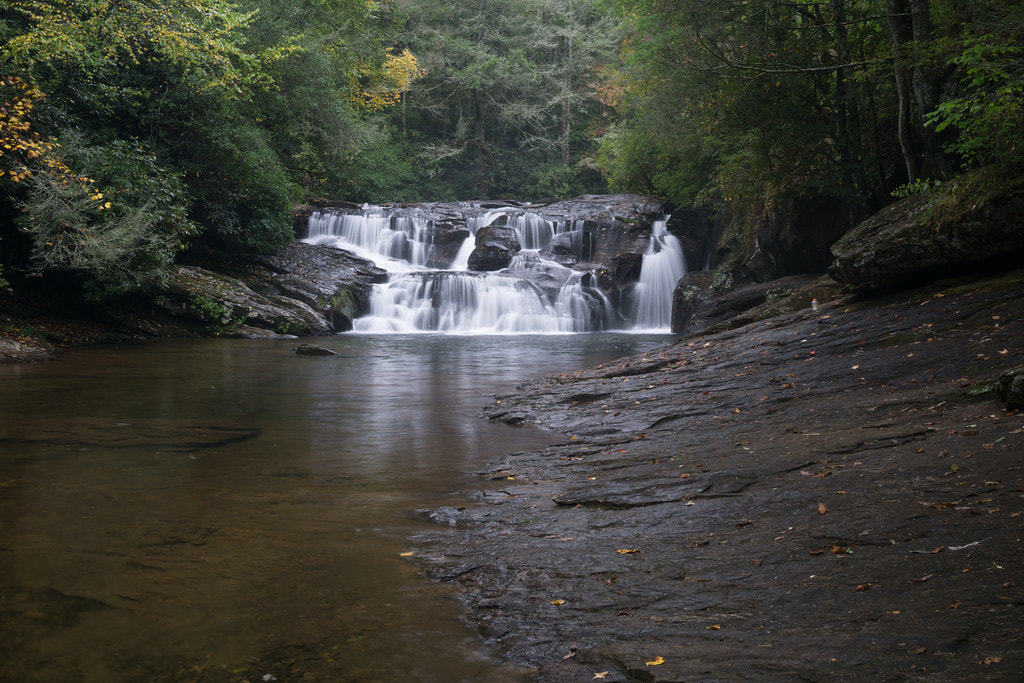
[0,334,668,681]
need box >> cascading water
[304,204,680,334]
[631,217,686,331]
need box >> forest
[1,0,1022,300]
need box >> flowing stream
[0,333,669,681]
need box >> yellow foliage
[0,76,95,194]
[348,48,426,112]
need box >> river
[0,333,669,682]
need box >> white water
[305,205,681,334]
[631,217,687,331]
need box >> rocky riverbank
[414,268,1024,681]
[1,241,385,362]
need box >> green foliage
[16,169,179,295]
[891,177,942,199]
[925,27,1024,169]
[189,294,229,322]
[397,0,618,198]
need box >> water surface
[0,334,668,681]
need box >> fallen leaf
[706,624,721,630]
[856,583,872,591]
[817,502,828,515]
[950,600,962,609]
[593,673,610,680]
[645,656,666,666]
[831,545,849,554]
[679,472,692,479]
[617,548,640,554]
[982,656,1003,665]
[399,551,414,557]
[912,574,933,584]
[809,548,825,555]
[550,599,566,606]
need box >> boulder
[996,366,1024,410]
[468,225,521,272]
[672,272,830,336]
[829,189,1024,286]
[156,242,386,336]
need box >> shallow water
[0,334,668,682]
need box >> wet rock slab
[416,270,1024,681]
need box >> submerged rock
[294,343,338,356]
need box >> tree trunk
[472,89,488,198]
[831,0,864,210]
[909,0,951,178]
[560,33,571,165]
[886,0,921,183]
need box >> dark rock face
[468,225,521,271]
[419,268,1024,681]
[157,243,385,335]
[670,269,831,336]
[829,190,1024,286]
[997,365,1024,409]
[670,271,716,334]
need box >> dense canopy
[1,0,1021,297]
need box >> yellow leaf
[399,551,414,557]
[706,624,721,630]
[617,548,639,554]
[645,656,665,666]
[549,599,566,605]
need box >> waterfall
[631,217,686,331]
[306,205,614,334]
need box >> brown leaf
[817,502,828,515]
[981,656,1003,665]
[809,548,825,555]
[856,583,872,591]
[912,574,933,584]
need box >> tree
[395,0,617,198]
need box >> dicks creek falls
[4,190,1023,681]
[0,195,691,681]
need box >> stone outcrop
[421,268,1024,681]
[467,224,521,272]
[829,189,1024,286]
[671,270,838,336]
[997,365,1024,410]
[156,242,385,336]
